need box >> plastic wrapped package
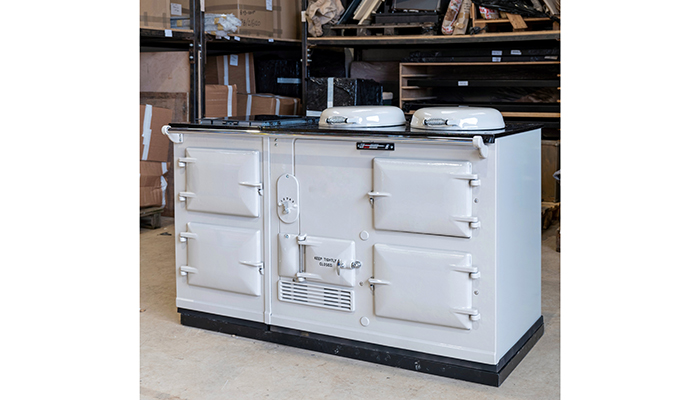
[205,13,242,39]
[441,0,463,35]
[453,0,471,35]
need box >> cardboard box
[542,140,560,202]
[140,92,189,123]
[140,161,169,208]
[236,93,300,116]
[141,52,191,93]
[205,0,273,37]
[205,53,255,94]
[205,85,238,118]
[140,104,173,162]
[272,0,301,40]
[140,0,172,29]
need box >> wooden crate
[471,4,560,33]
[541,201,560,230]
[542,140,560,202]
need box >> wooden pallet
[140,206,164,229]
[323,22,438,37]
[471,4,560,33]
[541,201,560,230]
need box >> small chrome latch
[336,260,362,275]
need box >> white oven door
[371,157,478,237]
[371,243,481,330]
[181,148,261,217]
[181,222,263,296]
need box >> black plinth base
[178,308,544,387]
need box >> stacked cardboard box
[204,0,300,40]
[140,104,173,208]
[236,93,300,116]
[206,52,301,116]
[205,84,238,118]
[206,53,256,94]
[140,0,171,29]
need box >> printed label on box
[511,50,522,55]
[458,81,469,86]
[230,54,238,66]
[171,3,182,16]
[492,50,502,56]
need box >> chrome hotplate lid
[319,106,406,129]
[410,107,505,131]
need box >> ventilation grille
[279,280,354,312]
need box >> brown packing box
[236,93,300,116]
[205,53,256,93]
[140,0,171,29]
[205,85,238,118]
[140,161,169,208]
[272,0,301,40]
[205,0,273,37]
[140,104,173,162]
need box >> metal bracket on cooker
[162,125,183,144]
[472,135,488,159]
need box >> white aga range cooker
[162,106,543,386]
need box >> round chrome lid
[319,106,406,129]
[410,107,505,131]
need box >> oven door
[180,147,261,217]
[371,243,481,330]
[181,222,263,296]
[370,157,479,238]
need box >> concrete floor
[140,218,560,400]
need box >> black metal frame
[179,308,544,387]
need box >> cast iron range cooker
[165,106,544,387]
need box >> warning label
[313,256,338,268]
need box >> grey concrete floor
[140,218,560,399]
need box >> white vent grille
[278,280,354,312]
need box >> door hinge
[179,232,198,243]
[178,192,196,202]
[180,265,198,276]
[451,307,481,321]
[452,173,481,187]
[452,215,481,229]
[178,157,196,167]
[453,265,481,279]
